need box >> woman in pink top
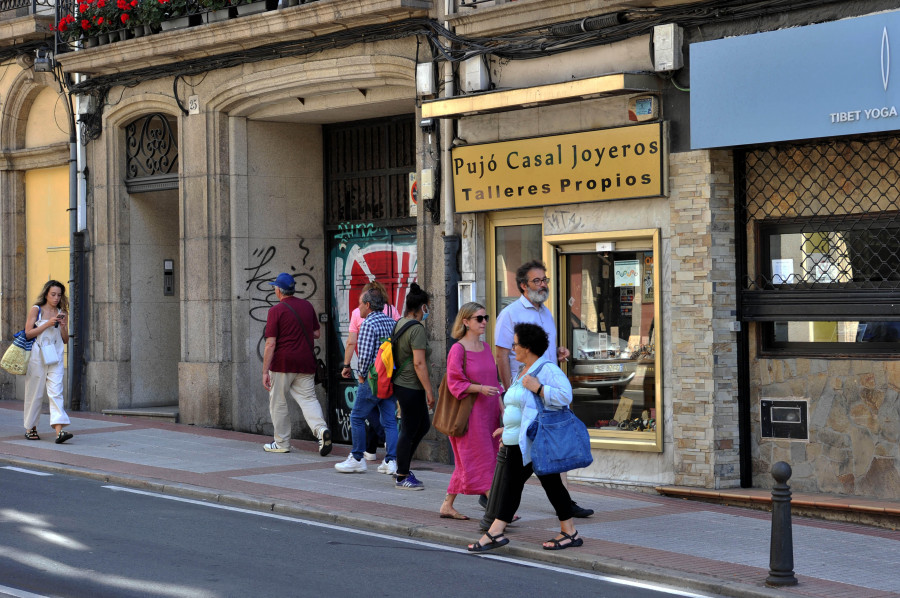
[341,281,401,461]
[439,302,503,520]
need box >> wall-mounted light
[34,47,53,73]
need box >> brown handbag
[433,346,477,437]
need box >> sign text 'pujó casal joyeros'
[452,123,665,213]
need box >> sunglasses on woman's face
[470,315,490,323]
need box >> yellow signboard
[452,123,664,213]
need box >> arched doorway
[123,113,181,407]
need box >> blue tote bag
[526,374,593,476]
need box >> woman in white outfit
[23,280,72,443]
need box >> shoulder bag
[1,330,34,375]
[525,364,593,476]
[433,344,477,437]
[282,301,327,386]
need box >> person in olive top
[392,283,434,490]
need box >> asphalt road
[0,466,716,598]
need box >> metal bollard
[766,461,798,587]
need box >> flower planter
[281,0,300,7]
[97,32,110,45]
[236,0,277,16]
[203,7,234,23]
[83,36,99,48]
[160,15,192,30]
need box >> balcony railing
[0,0,56,19]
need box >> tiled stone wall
[669,150,741,489]
[752,354,900,499]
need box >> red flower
[120,13,129,22]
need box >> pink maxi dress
[445,341,502,495]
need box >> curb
[1,455,808,598]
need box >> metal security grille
[324,116,416,225]
[742,135,900,292]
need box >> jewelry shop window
[550,229,662,452]
[739,136,900,356]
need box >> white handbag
[40,341,59,365]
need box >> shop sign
[691,10,900,148]
[452,123,664,213]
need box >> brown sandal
[25,427,39,440]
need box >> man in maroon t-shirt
[262,272,332,456]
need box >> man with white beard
[494,260,569,389]
[491,260,593,519]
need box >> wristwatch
[342,364,351,369]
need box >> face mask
[422,306,429,322]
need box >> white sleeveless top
[30,305,64,365]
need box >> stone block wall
[669,149,740,489]
[752,354,900,498]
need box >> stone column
[177,110,233,427]
[0,171,26,398]
[84,135,132,412]
[669,149,740,489]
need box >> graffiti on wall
[329,228,417,438]
[245,242,320,360]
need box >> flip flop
[439,511,470,520]
[543,530,583,551]
[467,531,509,552]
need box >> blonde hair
[35,279,69,313]
[451,302,485,339]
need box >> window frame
[748,218,900,357]
[547,228,663,453]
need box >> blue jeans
[351,382,397,462]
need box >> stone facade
[751,354,900,499]
[668,150,740,489]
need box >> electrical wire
[63,0,851,140]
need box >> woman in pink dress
[439,302,503,520]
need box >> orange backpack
[367,320,419,399]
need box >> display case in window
[550,229,662,452]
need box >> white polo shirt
[494,294,558,378]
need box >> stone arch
[206,53,416,116]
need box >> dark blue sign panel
[691,11,900,148]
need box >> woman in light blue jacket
[467,322,582,552]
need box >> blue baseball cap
[268,273,296,292]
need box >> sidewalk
[1,400,898,598]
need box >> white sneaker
[335,455,367,473]
[377,459,397,475]
[363,451,378,462]
[263,442,289,453]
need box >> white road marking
[103,485,715,598]
[1,467,51,476]
[0,584,49,598]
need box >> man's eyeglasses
[511,341,519,348]
[470,315,490,323]
[530,277,551,285]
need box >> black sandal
[467,531,509,552]
[55,430,73,444]
[25,427,39,440]
[543,530,583,551]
